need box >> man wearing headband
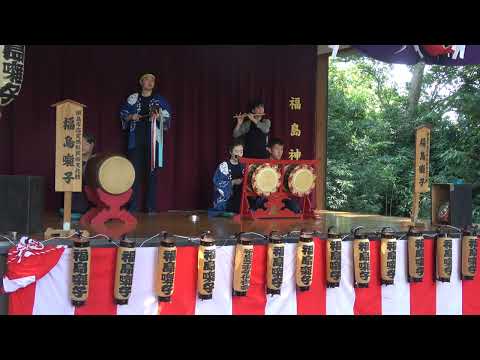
[120,73,172,213]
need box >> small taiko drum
[247,163,281,196]
[85,153,135,195]
[283,164,316,197]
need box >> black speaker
[431,183,472,228]
[0,175,45,234]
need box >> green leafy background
[327,54,480,222]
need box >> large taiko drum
[283,164,316,197]
[85,153,135,195]
[247,163,281,197]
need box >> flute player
[233,100,271,159]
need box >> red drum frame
[236,158,319,220]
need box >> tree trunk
[385,194,388,216]
[389,186,394,216]
[408,62,426,222]
[407,62,426,122]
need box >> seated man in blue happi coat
[209,139,245,217]
[120,73,172,214]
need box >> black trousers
[71,190,90,214]
[226,185,242,213]
[249,196,301,213]
[128,145,157,212]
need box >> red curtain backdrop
[0,45,317,211]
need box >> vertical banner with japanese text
[0,45,25,107]
[288,97,303,160]
[414,125,431,193]
[54,100,84,193]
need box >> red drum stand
[236,158,319,221]
[80,186,137,226]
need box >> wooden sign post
[411,124,431,223]
[51,99,86,231]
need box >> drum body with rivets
[283,164,316,197]
[247,163,281,197]
[85,153,135,195]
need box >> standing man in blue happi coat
[120,73,172,213]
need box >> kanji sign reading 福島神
[288,148,302,160]
[290,122,301,137]
[0,45,25,107]
[289,97,302,110]
[53,100,85,193]
[288,96,303,159]
[414,125,431,193]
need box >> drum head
[252,164,281,196]
[288,166,316,196]
[98,156,135,194]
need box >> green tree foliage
[328,53,480,221]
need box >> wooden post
[314,54,329,210]
[51,99,86,231]
[411,191,420,223]
[64,191,72,228]
[411,124,431,223]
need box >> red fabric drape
[0,45,316,211]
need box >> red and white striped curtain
[3,237,480,315]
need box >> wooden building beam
[314,53,329,210]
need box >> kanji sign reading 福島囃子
[380,233,397,286]
[407,230,425,283]
[197,233,216,300]
[295,232,314,291]
[461,232,478,280]
[326,234,342,288]
[353,236,371,288]
[266,233,285,295]
[436,233,453,282]
[0,45,25,107]
[53,100,85,193]
[70,238,91,307]
[414,125,431,193]
[114,239,137,305]
[233,236,254,296]
[155,237,177,302]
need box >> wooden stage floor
[35,210,431,241]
